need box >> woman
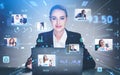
[26,5,95,70]
[9,38,16,46]
[97,39,109,51]
[42,55,49,66]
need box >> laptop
[32,45,83,75]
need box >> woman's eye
[51,16,65,20]
[52,17,56,20]
[60,17,65,20]
[51,17,56,20]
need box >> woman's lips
[56,25,62,28]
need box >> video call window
[36,22,45,31]
[4,38,17,47]
[11,14,27,25]
[74,9,91,21]
[67,44,79,52]
[38,54,56,67]
[95,39,113,51]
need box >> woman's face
[50,9,67,32]
[9,38,14,43]
[100,40,105,47]
[44,55,48,61]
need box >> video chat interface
[0,0,120,75]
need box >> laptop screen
[32,46,83,75]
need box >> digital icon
[3,56,10,63]
[97,67,102,72]
[37,36,43,42]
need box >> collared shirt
[53,30,67,48]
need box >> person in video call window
[42,55,50,66]
[20,14,27,24]
[8,38,16,47]
[25,5,95,71]
[13,14,21,25]
[97,39,109,51]
[49,59,53,66]
[75,9,86,20]
[70,44,77,51]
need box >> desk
[0,67,120,75]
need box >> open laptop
[32,45,83,75]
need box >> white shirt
[53,30,67,48]
[14,18,20,25]
[97,47,108,51]
[41,60,49,66]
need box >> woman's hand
[25,57,32,70]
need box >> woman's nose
[56,19,60,25]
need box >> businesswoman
[26,5,96,71]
